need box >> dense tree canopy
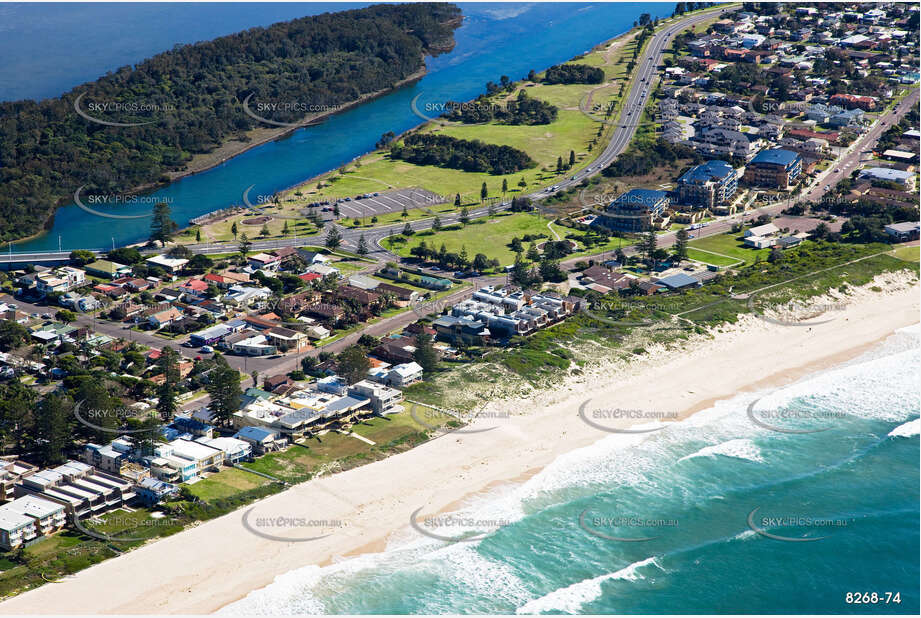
[542,63,604,85]
[389,133,535,175]
[0,3,462,241]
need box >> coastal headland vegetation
[0,3,463,242]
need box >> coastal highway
[527,5,730,200]
[0,6,727,268]
[801,88,920,203]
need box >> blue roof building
[676,160,738,210]
[598,189,670,233]
[656,273,702,290]
[743,149,802,188]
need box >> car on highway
[834,168,841,173]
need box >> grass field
[685,247,743,267]
[688,232,772,265]
[890,245,920,262]
[187,467,272,502]
[388,212,568,265]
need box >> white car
[201,345,214,354]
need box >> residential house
[134,477,179,506]
[233,426,288,454]
[145,255,188,274]
[85,260,131,279]
[433,316,490,346]
[348,380,404,414]
[148,307,183,329]
[387,362,423,388]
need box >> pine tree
[260,223,270,237]
[33,394,72,466]
[454,193,461,208]
[206,354,243,426]
[150,202,178,246]
[501,179,508,195]
[432,216,442,231]
[480,182,488,203]
[674,227,689,263]
[156,347,180,421]
[412,333,438,374]
[357,234,369,255]
[526,242,541,262]
[557,156,564,173]
[325,225,342,249]
[642,229,657,267]
[195,228,201,242]
[238,232,252,257]
[402,222,413,236]
[459,207,470,225]
[569,150,576,168]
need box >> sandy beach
[2,274,918,615]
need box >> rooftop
[751,149,800,167]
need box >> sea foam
[515,557,661,615]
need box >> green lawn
[685,247,743,267]
[688,232,771,265]
[241,444,318,483]
[350,407,453,443]
[390,212,568,265]
[890,245,920,262]
[187,467,272,502]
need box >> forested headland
[0,3,462,242]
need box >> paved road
[0,7,727,268]
[802,88,920,203]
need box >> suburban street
[1,4,913,405]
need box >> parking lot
[330,188,445,219]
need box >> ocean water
[11,2,673,252]
[221,325,920,615]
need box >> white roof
[167,438,221,462]
[196,436,251,454]
[146,255,189,269]
[391,362,423,377]
[1,494,65,519]
[748,223,779,236]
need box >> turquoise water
[11,2,673,252]
[222,325,920,615]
